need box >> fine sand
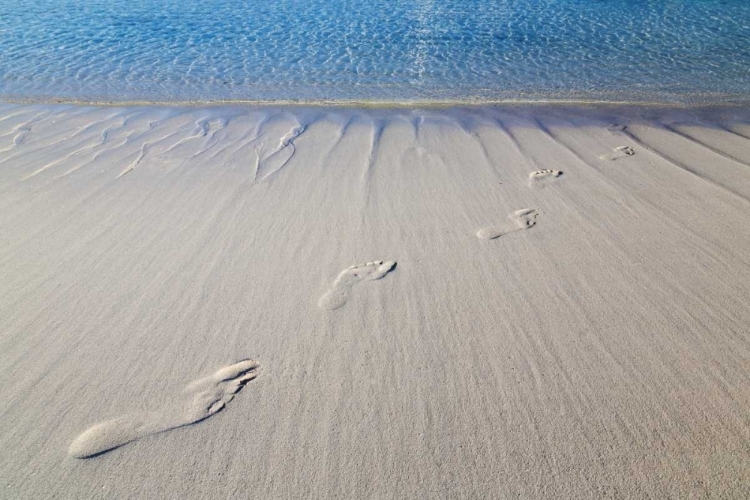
[1,101,750,498]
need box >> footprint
[529,169,563,184]
[318,260,396,310]
[477,208,539,240]
[600,145,635,161]
[68,359,259,459]
[607,124,627,135]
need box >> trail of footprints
[69,122,635,458]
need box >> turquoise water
[1,0,749,104]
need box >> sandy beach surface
[1,101,749,499]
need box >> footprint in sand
[600,145,635,161]
[607,124,627,135]
[68,360,259,459]
[529,169,563,185]
[318,260,397,310]
[477,208,539,240]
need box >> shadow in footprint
[477,208,539,240]
[69,360,259,459]
[319,260,397,310]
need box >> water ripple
[0,0,749,103]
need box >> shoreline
[3,93,750,110]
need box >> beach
[1,101,749,498]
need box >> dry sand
[1,101,749,498]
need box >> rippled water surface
[1,0,749,103]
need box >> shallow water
[1,0,749,103]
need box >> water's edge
[3,93,750,110]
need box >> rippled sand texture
[1,102,750,498]
[2,0,750,103]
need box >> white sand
[1,101,749,498]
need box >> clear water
[1,0,749,104]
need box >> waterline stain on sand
[251,119,305,182]
[318,261,397,310]
[68,360,259,459]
